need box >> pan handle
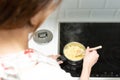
[57,56,67,62]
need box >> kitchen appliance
[33,29,53,44]
[59,22,120,78]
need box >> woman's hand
[80,47,99,80]
[48,55,63,64]
[83,46,99,68]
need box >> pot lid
[33,29,53,44]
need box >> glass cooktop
[59,23,120,77]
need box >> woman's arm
[80,66,92,80]
[80,47,99,80]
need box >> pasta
[64,42,85,61]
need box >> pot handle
[57,56,67,62]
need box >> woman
[0,0,99,80]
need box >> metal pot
[57,42,86,65]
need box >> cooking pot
[57,42,86,65]
[57,42,102,65]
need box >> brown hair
[0,0,61,29]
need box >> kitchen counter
[73,77,120,80]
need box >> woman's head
[0,0,61,30]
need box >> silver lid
[33,29,53,44]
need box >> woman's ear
[30,10,53,30]
[30,11,44,27]
[30,1,59,29]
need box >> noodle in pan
[64,42,85,61]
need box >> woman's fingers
[48,54,60,59]
[48,54,63,64]
[57,61,63,64]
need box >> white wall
[57,0,120,22]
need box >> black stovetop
[59,23,120,77]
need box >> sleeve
[31,49,60,66]
[36,51,80,80]
[20,61,78,80]
[25,49,78,80]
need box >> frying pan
[57,42,102,65]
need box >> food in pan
[63,42,86,61]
